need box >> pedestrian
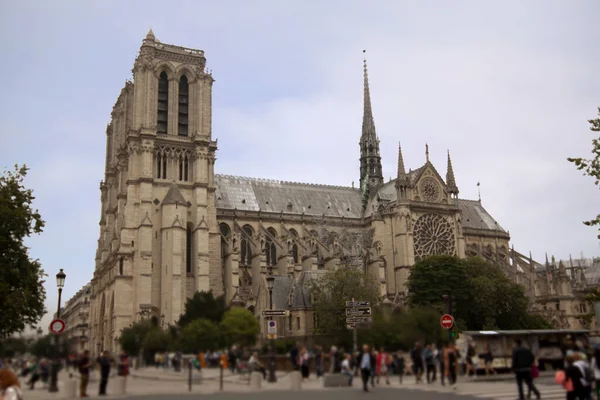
[573,352,593,400]
[424,343,436,383]
[444,342,458,386]
[299,347,310,379]
[96,350,113,396]
[358,344,375,392]
[511,339,540,400]
[590,347,600,400]
[375,347,390,385]
[465,342,476,378]
[0,368,24,400]
[117,351,129,377]
[410,342,424,383]
[482,344,497,375]
[79,350,92,397]
[290,343,299,371]
[340,354,354,386]
[439,344,446,386]
[395,351,405,384]
[314,345,324,378]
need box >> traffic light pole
[446,294,453,343]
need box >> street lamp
[49,269,66,393]
[266,268,277,383]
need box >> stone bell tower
[91,30,221,350]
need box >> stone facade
[53,282,91,353]
[88,32,591,351]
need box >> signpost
[345,299,372,352]
[346,301,370,308]
[267,320,277,340]
[346,307,372,317]
[262,310,286,317]
[346,316,372,324]
[440,314,454,330]
[49,319,66,335]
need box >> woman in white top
[0,368,24,400]
[591,347,600,400]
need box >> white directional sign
[346,301,370,308]
[346,307,372,316]
[346,316,371,324]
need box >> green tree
[177,290,228,327]
[118,320,154,357]
[568,106,600,239]
[29,334,53,358]
[0,337,29,357]
[308,267,381,341]
[0,165,47,338]
[142,328,171,355]
[219,308,260,348]
[408,255,550,330]
[180,319,221,353]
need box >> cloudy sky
[1,0,598,330]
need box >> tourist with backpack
[590,347,600,400]
[573,352,593,400]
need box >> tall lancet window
[178,75,189,137]
[186,224,193,274]
[157,72,169,134]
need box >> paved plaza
[21,368,566,400]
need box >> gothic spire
[359,50,383,189]
[446,150,459,195]
[395,142,409,193]
[361,50,376,141]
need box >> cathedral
[89,31,554,353]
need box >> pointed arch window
[292,244,299,264]
[178,75,189,137]
[266,228,277,267]
[186,224,193,274]
[157,72,169,134]
[178,154,190,182]
[240,225,254,266]
[220,223,231,260]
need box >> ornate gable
[413,164,449,204]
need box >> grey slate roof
[269,271,327,310]
[215,175,363,218]
[163,183,187,206]
[457,199,506,232]
[214,174,505,233]
[271,275,292,310]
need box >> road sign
[49,319,66,335]
[345,307,372,317]
[346,316,371,324]
[346,301,370,308]
[267,320,277,334]
[346,324,356,330]
[440,314,454,329]
[267,333,277,339]
[262,310,286,317]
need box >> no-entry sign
[49,319,66,335]
[440,314,454,329]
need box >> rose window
[413,213,456,261]
[419,177,440,202]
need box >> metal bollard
[219,361,224,391]
[188,360,192,392]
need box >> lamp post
[266,268,277,383]
[49,269,66,393]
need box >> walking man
[78,350,92,398]
[97,350,113,396]
[358,344,375,392]
[512,340,540,400]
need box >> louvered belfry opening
[157,72,169,133]
[178,75,189,136]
